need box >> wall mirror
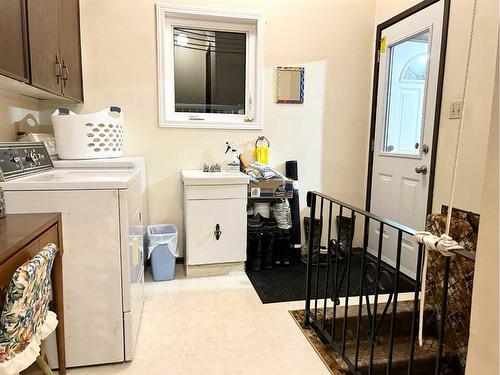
[275,67,304,104]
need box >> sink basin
[181,170,249,185]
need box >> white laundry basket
[52,106,124,159]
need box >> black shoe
[262,233,275,270]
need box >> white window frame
[156,4,264,130]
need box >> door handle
[415,165,428,175]
[214,224,222,240]
[416,143,430,154]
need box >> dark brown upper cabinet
[59,0,83,102]
[27,0,62,95]
[0,0,30,82]
[0,0,83,102]
[27,0,83,102]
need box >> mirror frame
[275,66,305,104]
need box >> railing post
[331,205,343,340]
[369,221,384,374]
[322,201,334,330]
[386,230,403,374]
[304,192,317,327]
[354,215,370,370]
[314,198,325,320]
[342,210,356,355]
[435,256,451,374]
[407,243,424,375]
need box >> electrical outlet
[449,101,463,119]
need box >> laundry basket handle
[57,107,70,115]
[110,106,121,113]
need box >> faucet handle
[210,163,221,172]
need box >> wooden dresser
[0,212,66,374]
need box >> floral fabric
[0,243,57,364]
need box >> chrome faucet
[203,163,221,173]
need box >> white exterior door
[368,1,445,278]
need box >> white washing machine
[0,143,145,368]
[51,156,149,228]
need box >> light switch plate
[449,101,463,119]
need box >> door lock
[421,144,429,154]
[415,165,428,175]
[214,224,222,240]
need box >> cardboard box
[248,178,293,199]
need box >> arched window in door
[400,53,429,82]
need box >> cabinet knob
[214,224,222,240]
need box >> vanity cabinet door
[26,0,62,95]
[0,0,29,81]
[186,198,247,265]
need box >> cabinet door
[186,199,247,265]
[0,0,29,82]
[59,0,83,102]
[26,0,61,94]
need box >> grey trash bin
[147,224,178,281]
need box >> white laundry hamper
[52,106,124,159]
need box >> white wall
[0,92,44,141]
[465,55,499,375]
[69,0,377,255]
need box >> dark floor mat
[246,254,415,304]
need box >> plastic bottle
[227,149,240,172]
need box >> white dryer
[0,143,145,368]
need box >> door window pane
[173,27,246,115]
[382,30,430,155]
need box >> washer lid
[1,168,139,190]
[52,156,145,169]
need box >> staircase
[303,191,472,375]
[307,301,461,375]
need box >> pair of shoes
[248,213,277,229]
[247,232,262,271]
[247,215,263,228]
[262,233,275,270]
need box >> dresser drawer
[38,224,59,249]
[185,184,247,200]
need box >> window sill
[159,120,262,130]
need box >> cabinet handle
[55,54,62,84]
[61,59,69,87]
[214,224,222,240]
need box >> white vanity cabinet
[181,170,249,277]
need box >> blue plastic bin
[147,224,178,281]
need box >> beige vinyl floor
[24,265,331,375]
